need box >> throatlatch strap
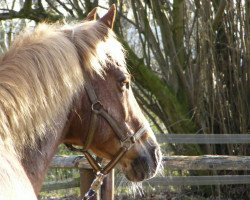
[82,112,98,150]
[83,73,98,104]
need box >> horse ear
[99,4,116,29]
[86,7,97,21]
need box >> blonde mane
[0,20,125,156]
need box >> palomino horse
[0,5,162,199]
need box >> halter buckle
[91,101,103,114]
[121,136,136,150]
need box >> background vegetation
[1,0,250,199]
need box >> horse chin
[122,146,162,182]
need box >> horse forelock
[0,20,126,157]
[65,20,126,76]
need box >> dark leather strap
[101,147,127,174]
[98,108,129,141]
[83,151,102,172]
[82,112,98,150]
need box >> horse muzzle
[123,142,162,182]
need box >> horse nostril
[125,146,162,181]
[131,156,150,180]
[131,156,148,168]
[131,156,150,172]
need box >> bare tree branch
[44,0,63,16]
[213,0,227,31]
[0,7,62,22]
[55,0,75,17]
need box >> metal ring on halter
[121,136,136,150]
[91,101,103,114]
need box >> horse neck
[21,110,72,194]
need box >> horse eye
[119,79,130,92]
[122,81,129,89]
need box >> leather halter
[66,68,149,199]
[67,70,149,173]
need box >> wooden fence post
[79,168,99,200]
[101,169,114,200]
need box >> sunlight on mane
[63,20,126,77]
[0,20,126,157]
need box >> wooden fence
[42,155,113,200]
[42,134,250,199]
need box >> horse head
[64,5,162,182]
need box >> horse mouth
[123,144,162,182]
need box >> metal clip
[121,136,134,150]
[90,172,105,191]
[84,172,105,200]
[83,172,105,200]
[91,101,103,114]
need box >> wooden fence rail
[144,175,250,186]
[50,155,91,169]
[42,175,250,192]
[42,177,80,192]
[163,155,250,170]
[42,134,250,198]
[157,134,250,144]
[42,155,250,192]
[49,155,250,171]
